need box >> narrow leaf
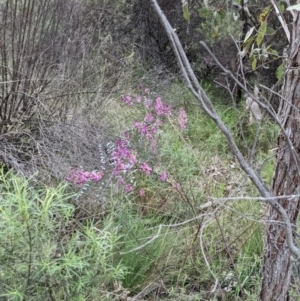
[251,57,257,70]
[256,21,267,46]
[276,64,284,80]
[183,3,190,21]
[243,36,254,51]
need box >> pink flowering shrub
[66,169,103,185]
[112,139,136,175]
[67,86,187,204]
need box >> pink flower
[112,139,136,175]
[146,130,155,140]
[139,189,145,197]
[133,121,142,129]
[128,153,136,165]
[125,184,133,193]
[139,124,148,135]
[144,113,155,123]
[124,131,130,139]
[136,95,142,103]
[178,108,188,130]
[173,182,181,190]
[140,162,152,175]
[117,177,124,185]
[159,172,168,182]
[121,95,132,106]
[66,169,103,185]
[133,121,151,137]
[155,96,171,116]
[90,171,103,182]
[145,88,150,94]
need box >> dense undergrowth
[0,78,279,300]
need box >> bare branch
[199,41,300,178]
[149,0,300,257]
[270,0,290,42]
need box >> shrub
[0,170,126,300]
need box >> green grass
[0,75,280,300]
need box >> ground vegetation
[0,0,299,300]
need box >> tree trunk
[260,9,300,301]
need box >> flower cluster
[133,118,162,141]
[159,171,168,182]
[178,108,188,130]
[66,169,103,185]
[68,86,185,196]
[112,139,136,175]
[155,96,171,116]
[129,94,172,141]
[125,184,133,193]
[140,162,152,175]
[121,95,133,106]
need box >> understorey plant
[0,169,127,300]
[66,86,188,213]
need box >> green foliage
[242,5,282,73]
[276,63,284,80]
[197,5,240,41]
[0,75,278,300]
[0,0,287,299]
[182,2,190,21]
[0,170,126,300]
[120,79,270,298]
[234,113,279,155]
[259,153,276,186]
[117,211,175,291]
[256,21,267,46]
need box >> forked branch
[149,0,300,257]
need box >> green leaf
[269,49,278,58]
[276,64,284,80]
[212,26,219,38]
[243,36,254,51]
[183,3,190,21]
[251,57,257,70]
[287,4,300,11]
[199,7,213,18]
[256,21,267,46]
[279,4,285,13]
[266,26,275,35]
